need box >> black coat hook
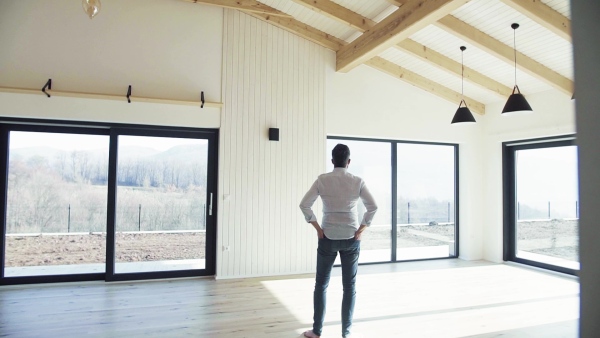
[42,79,52,98]
[127,85,132,103]
[201,91,205,108]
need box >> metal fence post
[407,202,410,224]
[138,204,142,231]
[68,204,71,233]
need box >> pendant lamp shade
[502,85,532,113]
[452,100,476,123]
[451,46,475,124]
[503,23,532,114]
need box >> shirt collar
[333,167,347,173]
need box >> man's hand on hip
[354,224,368,240]
[310,221,324,239]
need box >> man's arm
[300,180,323,238]
[356,181,378,239]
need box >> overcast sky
[9,131,206,152]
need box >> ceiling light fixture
[451,46,476,124]
[502,23,532,114]
[82,0,101,19]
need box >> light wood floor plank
[0,260,579,337]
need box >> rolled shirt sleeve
[359,182,378,226]
[299,179,319,223]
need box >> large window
[0,121,218,285]
[327,137,458,263]
[326,140,392,263]
[504,137,579,275]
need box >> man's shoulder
[319,170,364,182]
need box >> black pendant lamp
[451,46,476,124]
[502,23,532,114]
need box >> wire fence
[517,200,579,220]
[5,203,207,234]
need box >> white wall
[480,90,575,262]
[218,10,328,278]
[0,0,222,127]
[327,63,485,260]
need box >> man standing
[299,144,378,338]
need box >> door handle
[209,193,213,216]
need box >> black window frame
[503,135,578,276]
[0,117,218,285]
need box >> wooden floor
[0,260,579,337]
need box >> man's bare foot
[303,330,320,338]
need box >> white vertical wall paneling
[219,10,327,278]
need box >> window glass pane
[326,140,392,264]
[396,143,455,260]
[5,131,109,276]
[114,136,208,273]
[515,146,579,270]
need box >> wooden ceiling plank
[436,15,573,96]
[182,0,292,17]
[397,39,513,98]
[366,56,486,115]
[500,0,571,42]
[336,0,471,73]
[292,0,375,32]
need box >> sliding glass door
[327,137,458,264]
[4,129,109,277]
[113,134,210,275]
[504,137,579,275]
[396,143,456,260]
[0,122,218,284]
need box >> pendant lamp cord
[460,46,466,102]
[513,26,517,86]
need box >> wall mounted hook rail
[42,79,52,98]
[1,80,223,108]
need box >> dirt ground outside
[5,219,577,267]
[5,232,205,267]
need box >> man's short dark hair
[332,144,350,167]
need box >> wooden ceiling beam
[336,0,470,73]
[294,1,507,97]
[246,11,345,51]
[500,0,571,42]
[366,57,486,115]
[385,0,404,7]
[396,39,512,98]
[185,0,344,50]
[292,0,375,32]
[436,15,573,96]
[182,0,291,17]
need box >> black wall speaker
[269,128,279,141]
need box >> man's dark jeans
[312,236,360,338]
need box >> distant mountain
[117,146,159,159]
[151,144,209,162]
[9,146,65,161]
